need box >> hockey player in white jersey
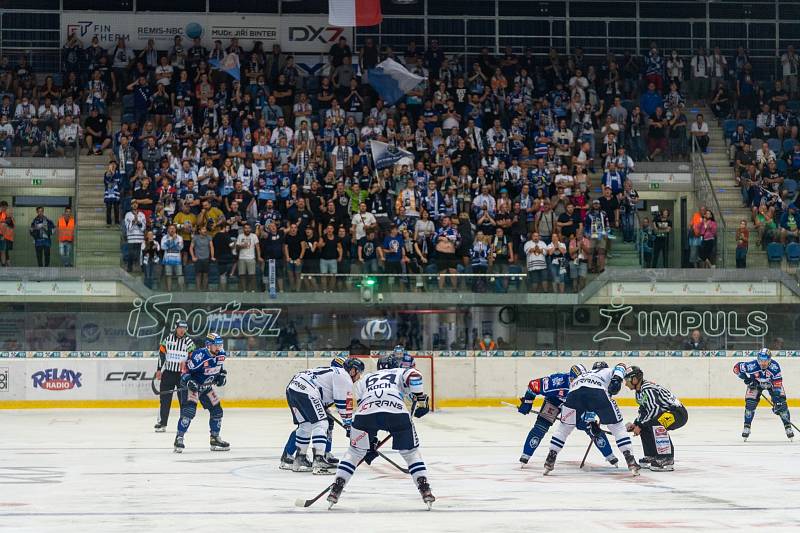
[327,354,435,510]
[544,363,641,476]
[286,358,365,474]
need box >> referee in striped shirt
[154,321,196,432]
[624,366,688,472]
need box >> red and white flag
[329,0,383,27]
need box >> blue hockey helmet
[205,332,224,346]
[757,348,772,362]
[377,354,400,370]
[330,355,347,368]
[569,364,587,381]
[343,357,365,374]
[393,345,406,356]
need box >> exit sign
[649,182,660,190]
[31,178,43,186]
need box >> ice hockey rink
[1,407,798,533]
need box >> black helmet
[592,361,609,371]
[624,365,643,381]
[377,354,399,370]
[343,357,365,374]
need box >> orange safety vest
[479,340,497,350]
[58,216,75,242]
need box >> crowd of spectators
[6,34,800,285]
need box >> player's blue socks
[284,431,297,456]
[522,421,549,457]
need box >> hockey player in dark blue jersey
[517,362,617,466]
[733,348,793,441]
[280,356,346,470]
[173,332,229,453]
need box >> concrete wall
[1,357,796,408]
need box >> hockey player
[280,356,347,470]
[517,363,617,466]
[734,348,793,441]
[395,345,416,369]
[543,362,640,476]
[286,357,365,474]
[327,354,435,509]
[623,366,688,471]
[173,332,229,453]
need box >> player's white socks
[310,420,329,456]
[607,422,632,453]
[335,447,366,483]
[295,423,312,455]
[399,448,428,484]
[549,421,576,452]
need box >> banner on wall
[62,13,354,54]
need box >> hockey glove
[742,376,755,386]
[413,393,430,418]
[518,396,533,415]
[186,379,200,392]
[608,376,623,396]
[214,369,227,387]
[343,420,352,438]
[363,436,380,465]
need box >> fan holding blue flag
[367,58,425,105]
[210,52,241,81]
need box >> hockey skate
[416,476,435,510]
[312,454,337,475]
[327,477,346,509]
[154,422,166,433]
[638,456,654,467]
[292,452,313,473]
[173,435,185,453]
[210,435,230,451]
[607,456,619,467]
[519,454,530,467]
[279,451,294,470]
[543,450,557,475]
[785,424,795,441]
[324,452,339,465]
[648,457,674,472]
[742,424,751,441]
[623,451,640,476]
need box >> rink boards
[1,355,797,408]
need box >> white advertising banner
[0,281,118,297]
[62,12,354,54]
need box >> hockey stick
[759,391,800,434]
[502,401,612,435]
[294,432,393,508]
[579,439,593,468]
[329,415,409,474]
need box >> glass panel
[63,0,133,10]
[710,2,775,20]
[569,2,633,19]
[499,1,567,18]
[428,0,495,17]
[428,19,466,38]
[382,0,424,16]
[639,2,705,19]
[467,20,496,37]
[2,0,59,9]
[280,0,327,14]
[640,21,691,39]
[571,20,607,37]
[209,0,279,13]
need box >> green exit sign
[31,178,43,186]
[649,182,660,190]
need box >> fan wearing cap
[173,332,229,453]
[154,320,195,432]
[624,366,688,472]
[733,348,794,441]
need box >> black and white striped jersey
[634,380,683,424]
[158,334,196,372]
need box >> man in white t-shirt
[235,222,261,292]
[351,202,377,241]
[524,231,549,292]
[690,113,710,152]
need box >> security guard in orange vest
[478,333,497,351]
[57,207,75,267]
[0,200,14,266]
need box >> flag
[209,52,240,81]
[370,140,414,170]
[367,58,425,105]
[329,0,382,27]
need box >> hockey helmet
[592,361,609,371]
[343,357,366,375]
[757,348,772,362]
[175,320,188,330]
[330,355,347,368]
[205,332,224,346]
[624,365,644,382]
[569,364,587,381]
[377,354,400,370]
[393,345,406,357]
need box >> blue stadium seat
[723,119,737,139]
[741,120,756,136]
[783,138,797,153]
[183,263,196,287]
[778,159,789,174]
[787,243,800,266]
[122,94,135,113]
[788,100,800,113]
[767,138,782,155]
[784,178,798,196]
[767,242,785,267]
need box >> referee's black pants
[639,405,688,459]
[159,370,183,426]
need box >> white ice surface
[1,407,799,532]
